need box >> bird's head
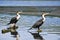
[16,11,23,15]
[42,11,49,16]
[42,11,49,21]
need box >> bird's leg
[28,27,32,30]
[37,27,42,32]
[38,27,39,31]
[37,27,39,34]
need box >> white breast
[17,15,20,20]
[43,18,45,22]
[42,15,45,22]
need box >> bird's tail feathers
[7,23,10,25]
[28,27,32,30]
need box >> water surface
[0,13,60,40]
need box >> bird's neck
[42,14,45,22]
[17,13,19,15]
[16,13,20,20]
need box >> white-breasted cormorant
[29,12,49,31]
[7,11,22,25]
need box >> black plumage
[32,19,44,28]
[7,11,22,25]
[7,17,18,25]
[28,12,49,32]
[29,18,44,30]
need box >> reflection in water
[1,24,20,40]
[29,32,44,40]
[0,13,60,40]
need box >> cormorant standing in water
[29,12,49,31]
[7,11,22,40]
[7,11,22,25]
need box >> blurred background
[0,1,60,40]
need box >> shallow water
[0,13,60,40]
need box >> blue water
[0,13,60,40]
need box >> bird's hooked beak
[17,12,22,14]
[19,11,23,13]
[42,13,49,16]
[17,11,23,15]
[45,13,49,15]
